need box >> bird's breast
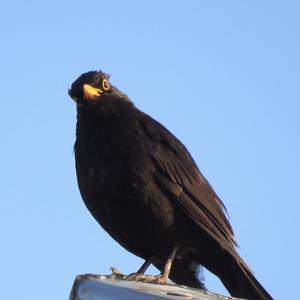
[75,116,175,240]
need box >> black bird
[69,70,272,300]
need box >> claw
[109,267,125,278]
[150,274,168,284]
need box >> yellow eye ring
[102,78,110,91]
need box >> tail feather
[218,255,273,300]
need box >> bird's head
[68,70,128,106]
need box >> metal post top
[69,274,239,300]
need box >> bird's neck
[76,97,138,142]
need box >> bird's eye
[102,78,110,91]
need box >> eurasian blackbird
[69,70,272,300]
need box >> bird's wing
[140,114,240,257]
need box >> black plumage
[68,71,272,300]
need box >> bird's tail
[155,250,272,300]
[216,253,273,300]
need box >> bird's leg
[137,259,153,274]
[125,258,154,280]
[129,247,179,284]
[112,247,179,284]
[150,246,179,284]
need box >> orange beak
[83,84,103,100]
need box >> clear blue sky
[1,1,299,299]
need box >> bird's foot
[126,273,168,285]
[124,272,145,281]
[108,267,153,282]
[109,267,169,285]
[146,274,168,285]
